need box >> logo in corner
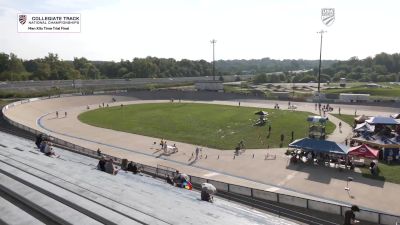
[321,8,335,26]
[19,15,27,25]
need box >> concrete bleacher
[0,131,297,225]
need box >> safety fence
[2,97,400,225]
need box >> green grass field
[360,163,400,184]
[332,113,400,184]
[79,103,335,150]
[331,114,355,127]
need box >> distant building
[195,80,223,92]
[339,93,370,102]
[339,78,346,87]
[365,83,381,88]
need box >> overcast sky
[0,0,399,61]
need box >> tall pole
[317,30,326,94]
[210,39,217,80]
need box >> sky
[0,0,399,61]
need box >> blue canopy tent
[288,138,348,155]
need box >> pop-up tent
[288,138,348,155]
[255,111,268,116]
[307,116,328,123]
[348,144,379,159]
[355,115,369,123]
[390,113,400,119]
[365,116,400,125]
[354,122,375,133]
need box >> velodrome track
[3,93,400,216]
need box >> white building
[339,93,370,102]
[195,80,223,92]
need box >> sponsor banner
[17,13,81,33]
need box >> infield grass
[79,103,335,150]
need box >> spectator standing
[195,147,200,159]
[370,161,376,175]
[343,205,360,225]
[97,157,106,171]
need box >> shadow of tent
[285,162,385,188]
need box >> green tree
[33,62,51,80]
[0,53,9,73]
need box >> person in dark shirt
[127,161,139,174]
[343,205,359,225]
[97,157,106,172]
[370,161,376,175]
[35,134,43,148]
[166,175,174,185]
[201,190,213,202]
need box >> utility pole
[210,39,217,80]
[317,30,326,94]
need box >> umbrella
[201,183,217,194]
[255,111,268,116]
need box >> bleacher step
[0,160,145,225]
[0,173,103,225]
[0,195,45,225]
[0,154,170,225]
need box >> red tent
[348,144,379,159]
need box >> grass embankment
[79,103,335,150]
[324,84,400,97]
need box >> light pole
[291,74,295,100]
[210,39,217,81]
[317,30,326,94]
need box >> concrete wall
[355,210,380,224]
[278,195,307,208]
[207,180,229,192]
[252,189,278,202]
[229,185,252,197]
[190,176,207,186]
[308,200,341,215]
[380,214,400,225]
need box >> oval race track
[3,92,400,217]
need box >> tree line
[253,52,400,84]
[0,53,214,81]
[0,52,399,82]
